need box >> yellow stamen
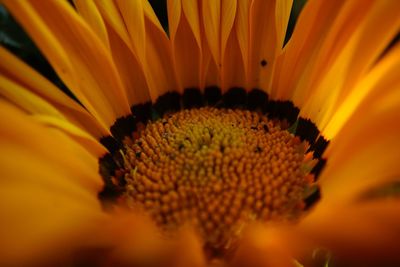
[121,107,311,249]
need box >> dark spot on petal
[260,59,267,67]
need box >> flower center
[119,107,313,250]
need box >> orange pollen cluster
[121,107,312,249]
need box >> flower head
[0,0,400,266]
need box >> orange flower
[0,0,400,266]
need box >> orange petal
[0,74,65,119]
[74,0,110,48]
[168,227,207,267]
[100,0,179,100]
[0,105,103,192]
[250,0,292,94]
[319,76,400,203]
[168,0,202,90]
[296,199,400,265]
[33,115,107,157]
[202,0,241,91]
[0,47,109,138]
[275,0,293,50]
[272,0,400,127]
[106,23,152,105]
[323,42,400,139]
[114,0,146,65]
[0,101,105,265]
[97,210,171,265]
[235,0,252,87]
[220,0,237,65]
[94,0,132,49]
[142,5,180,100]
[0,75,106,155]
[232,223,296,267]
[299,0,400,128]
[202,0,222,70]
[272,0,345,102]
[222,26,247,90]
[221,0,250,91]
[3,0,131,127]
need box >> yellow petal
[272,0,400,127]
[145,39,179,98]
[93,0,154,104]
[0,101,104,265]
[0,74,65,119]
[0,77,106,156]
[3,0,131,127]
[220,0,247,91]
[142,0,167,33]
[202,49,221,88]
[323,43,400,139]
[235,0,251,87]
[275,0,293,49]
[170,228,207,267]
[99,0,179,100]
[114,0,146,66]
[297,199,400,264]
[94,0,133,49]
[182,0,202,48]
[198,1,220,88]
[220,0,237,64]
[107,25,152,106]
[222,28,247,90]
[0,104,102,188]
[202,0,222,69]
[0,47,80,115]
[232,223,295,267]
[0,75,105,153]
[98,210,172,265]
[201,0,239,91]
[249,0,292,94]
[168,0,182,40]
[294,0,372,106]
[272,0,345,101]
[238,200,400,265]
[0,47,110,138]
[74,0,110,48]
[319,87,400,203]
[299,0,400,128]
[33,114,107,157]
[143,0,180,99]
[168,0,202,90]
